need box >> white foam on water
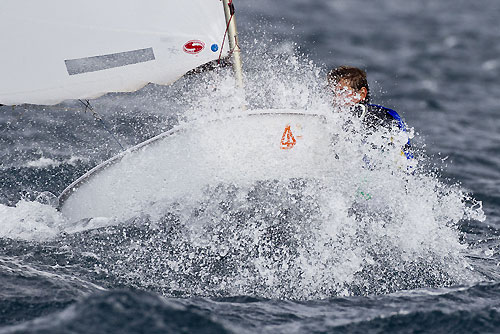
[26,157,60,168]
[25,155,89,168]
[64,216,119,234]
[0,201,65,241]
[0,198,121,242]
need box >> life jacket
[355,103,413,159]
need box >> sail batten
[0,0,229,105]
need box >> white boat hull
[59,110,337,222]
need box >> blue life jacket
[361,103,413,159]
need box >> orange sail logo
[280,125,296,149]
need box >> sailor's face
[333,79,363,107]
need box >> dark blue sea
[1,0,500,333]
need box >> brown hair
[327,66,370,102]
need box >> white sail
[0,0,229,105]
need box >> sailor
[327,65,412,158]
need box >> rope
[78,99,125,151]
[218,12,234,64]
[2,102,125,151]
[218,0,240,64]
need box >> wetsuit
[354,102,413,159]
[353,103,405,131]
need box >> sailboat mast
[222,0,244,88]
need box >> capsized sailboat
[1,0,337,222]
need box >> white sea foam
[26,157,59,168]
[0,201,65,240]
[0,200,118,241]
[25,155,89,168]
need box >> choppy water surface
[1,0,500,333]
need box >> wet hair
[327,66,370,102]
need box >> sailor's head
[327,66,369,107]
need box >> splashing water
[1,44,486,300]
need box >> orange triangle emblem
[281,125,296,149]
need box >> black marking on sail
[65,48,155,75]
